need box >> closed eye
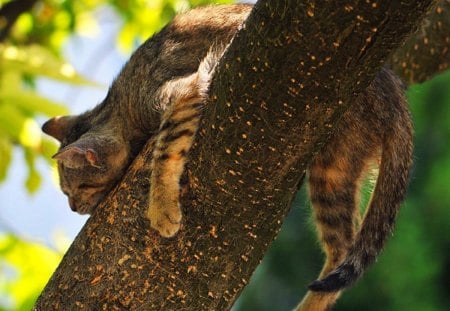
[78,183,104,189]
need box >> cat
[41,4,413,311]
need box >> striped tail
[309,99,413,292]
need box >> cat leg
[295,148,370,311]
[148,54,217,237]
[147,74,206,237]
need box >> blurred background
[0,0,448,310]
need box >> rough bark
[34,0,440,310]
[388,0,450,84]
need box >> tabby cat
[41,4,413,311]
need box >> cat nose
[68,197,77,211]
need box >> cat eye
[78,183,103,189]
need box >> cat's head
[42,115,131,214]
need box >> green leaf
[0,88,69,117]
[23,148,41,194]
[41,138,59,162]
[0,44,97,86]
[0,234,62,310]
[0,102,27,141]
[0,136,12,182]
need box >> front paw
[147,202,182,238]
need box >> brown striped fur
[41,4,413,311]
[148,52,219,237]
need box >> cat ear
[53,144,101,168]
[42,116,75,142]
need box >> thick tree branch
[35,0,437,310]
[388,0,450,84]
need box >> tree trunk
[34,0,440,310]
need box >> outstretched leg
[148,51,219,237]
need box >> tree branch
[388,0,450,84]
[34,0,437,310]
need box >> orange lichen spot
[209,225,218,238]
[241,133,248,139]
[252,66,258,71]
[241,254,249,262]
[187,265,197,274]
[248,232,258,239]
[311,55,316,61]
[118,254,131,265]
[90,275,102,284]
[208,291,215,298]
[225,148,231,154]
[75,301,84,308]
[229,169,237,176]
[307,9,314,17]
[107,213,115,225]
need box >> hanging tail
[309,77,414,292]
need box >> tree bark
[34,0,440,310]
[388,0,450,84]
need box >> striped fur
[296,68,413,311]
[148,51,219,237]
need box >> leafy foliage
[0,234,64,311]
[0,43,72,192]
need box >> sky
[0,6,127,248]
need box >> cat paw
[147,203,182,238]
